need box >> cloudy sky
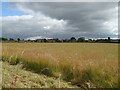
[1,2,118,39]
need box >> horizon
[1,36,119,41]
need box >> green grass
[2,43,118,88]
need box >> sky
[1,2,119,40]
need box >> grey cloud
[2,2,118,39]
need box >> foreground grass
[2,43,118,88]
[0,61,2,89]
[2,61,78,88]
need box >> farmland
[2,43,118,88]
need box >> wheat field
[2,43,118,88]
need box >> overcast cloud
[2,2,118,39]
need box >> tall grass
[2,43,118,88]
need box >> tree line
[0,37,120,43]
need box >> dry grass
[2,61,77,88]
[0,43,2,89]
[2,43,118,88]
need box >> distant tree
[70,37,76,42]
[9,38,14,41]
[54,38,61,42]
[63,39,68,42]
[0,37,8,41]
[43,39,47,42]
[108,37,111,42]
[119,39,120,43]
[78,37,85,42]
[17,38,20,43]
[28,39,31,42]
[88,39,92,42]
